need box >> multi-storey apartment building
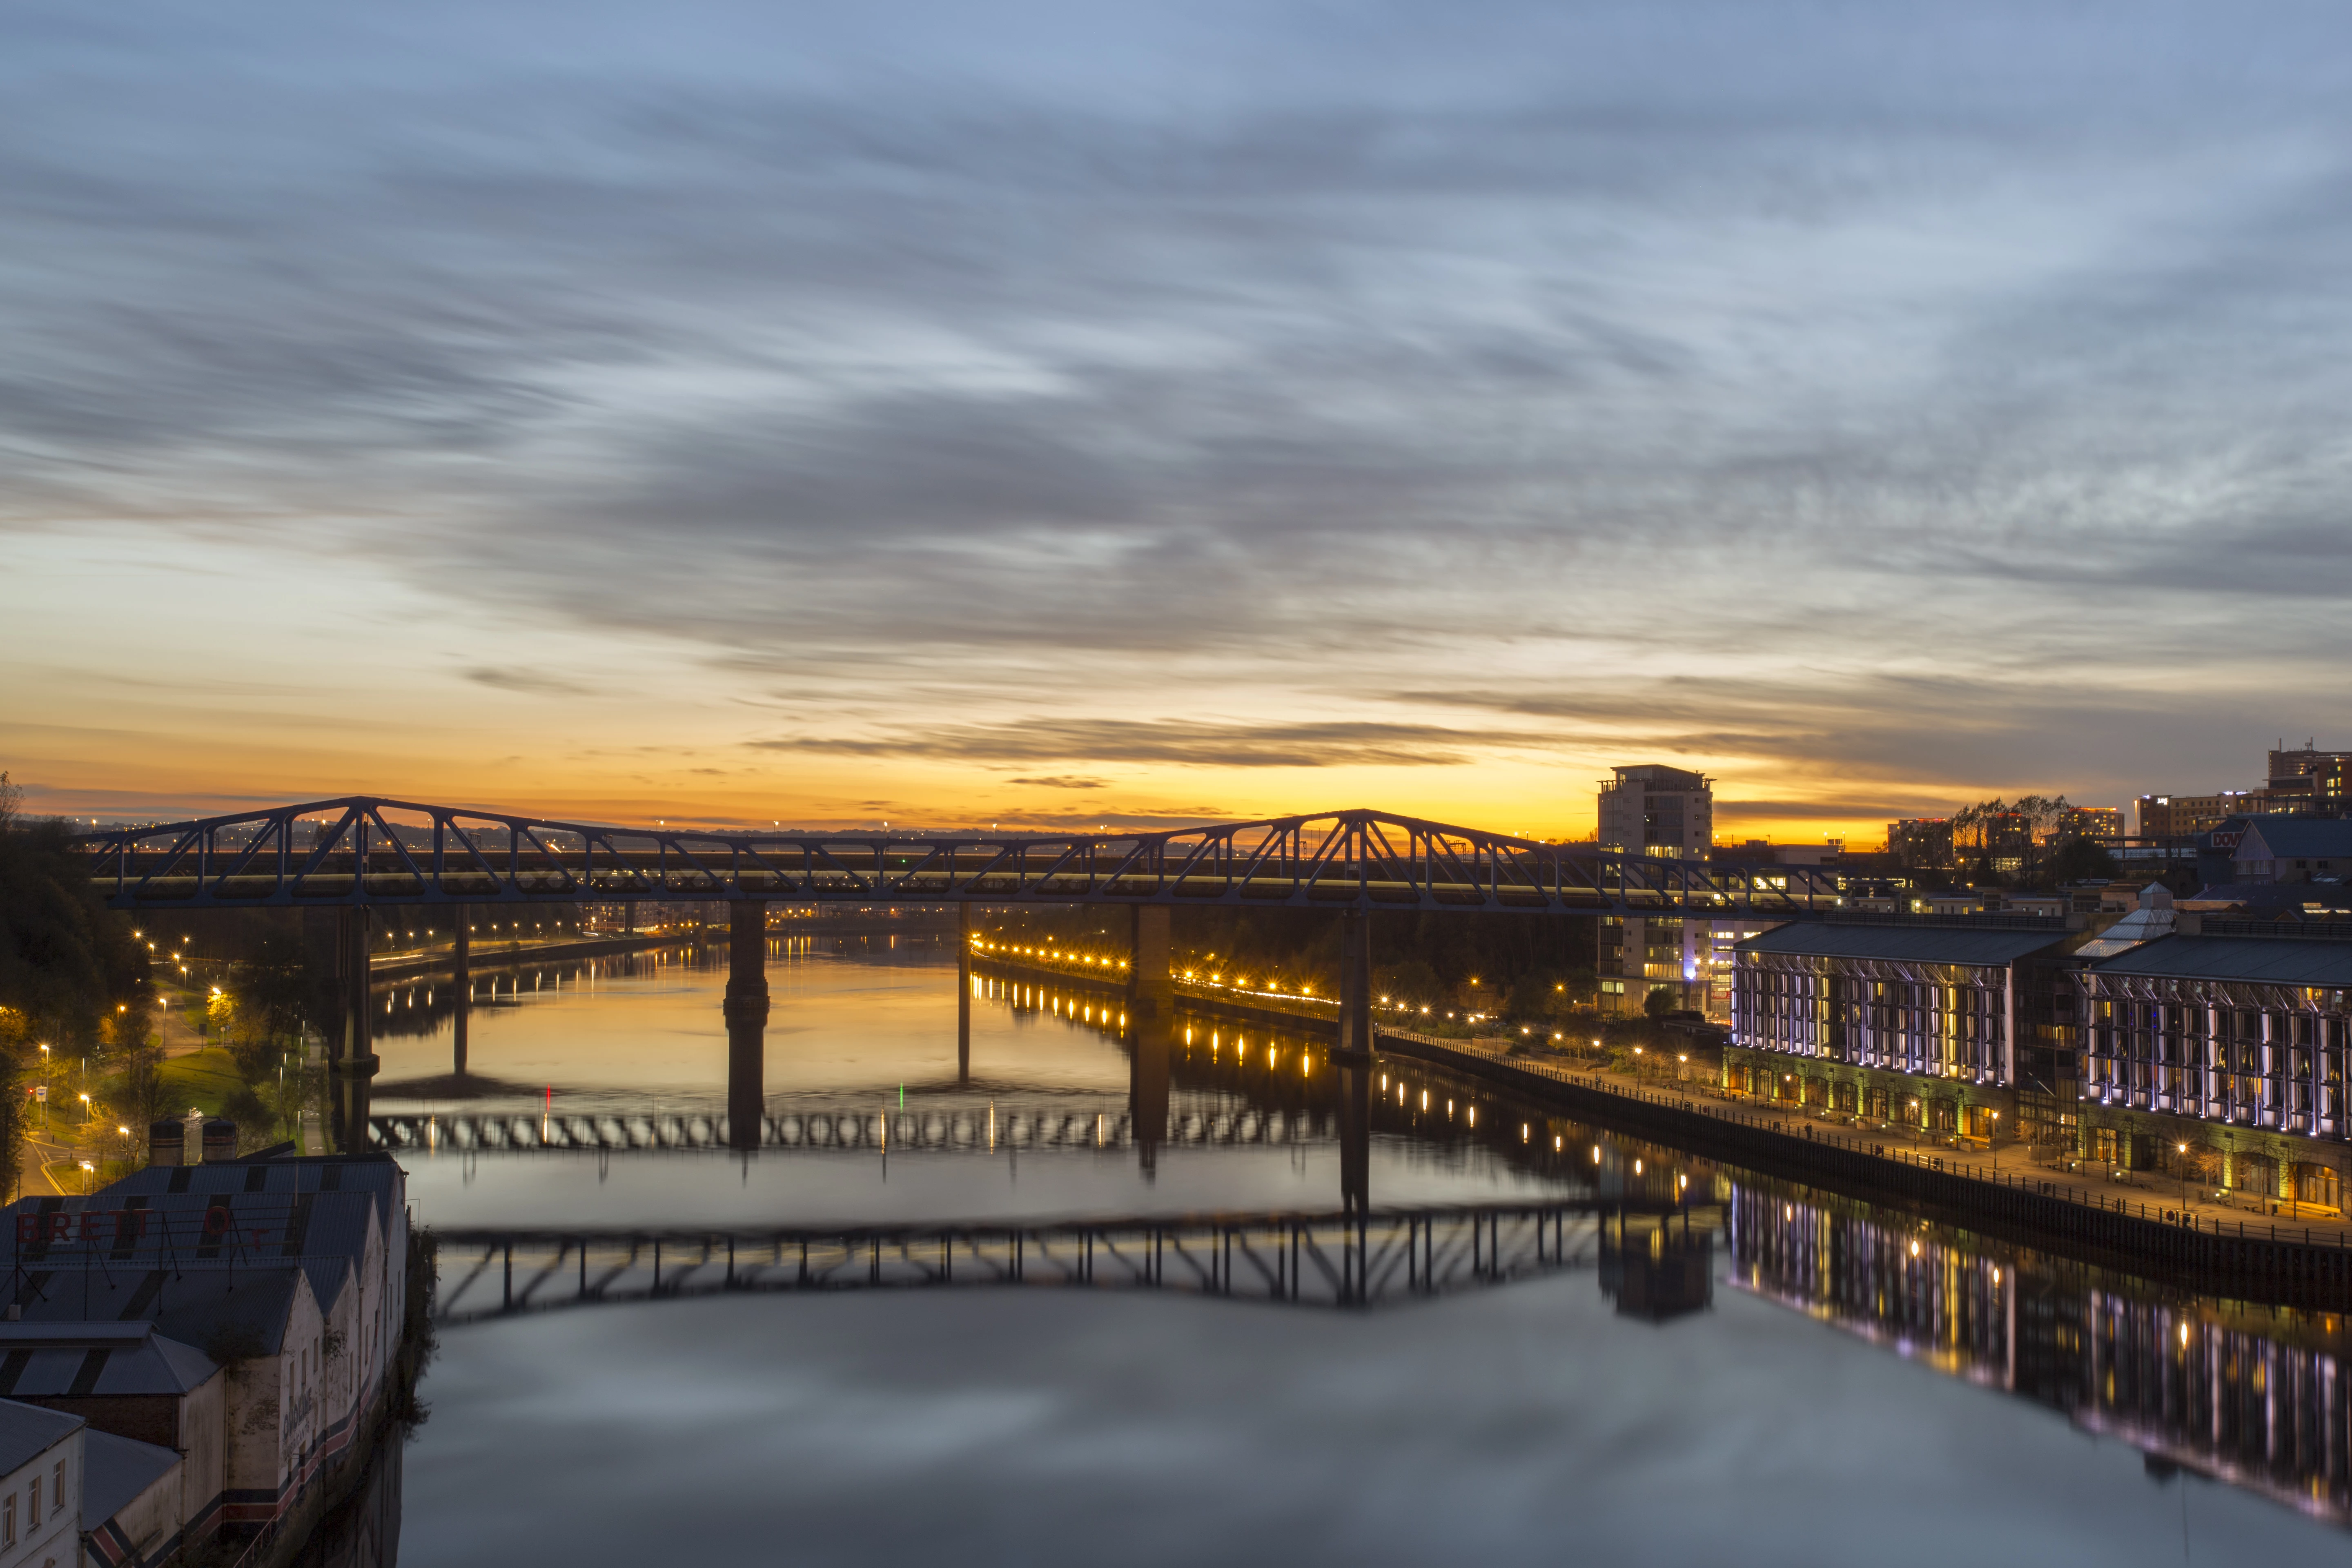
[1595,765,1716,1016]
[1728,898,2352,1212]
[1725,921,2073,1137]
[2075,933,2352,1207]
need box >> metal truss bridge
[429,1200,1709,1324]
[371,1099,1332,1156]
[74,795,1839,918]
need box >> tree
[2045,836,2120,885]
[0,786,150,1196]
[1644,985,1676,1021]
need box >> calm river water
[342,936,2348,1565]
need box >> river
[334,935,2348,1564]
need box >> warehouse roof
[2089,934,2352,988]
[80,1428,180,1533]
[1735,922,2071,966]
[2234,819,2352,861]
[0,1322,216,1397]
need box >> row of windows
[0,1460,68,1548]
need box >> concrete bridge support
[1128,905,1173,1174]
[724,901,769,1151]
[327,907,378,1154]
[958,904,973,1085]
[452,912,470,1076]
[1337,909,1373,1060]
[1337,1054,1371,1213]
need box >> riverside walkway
[1375,1028,2352,1304]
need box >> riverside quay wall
[1376,1031,2352,1310]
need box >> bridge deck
[428,1202,1708,1322]
[74,797,1843,917]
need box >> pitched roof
[6,1190,380,1294]
[0,1322,217,1398]
[2236,819,2352,860]
[2089,934,2352,988]
[101,1156,403,1233]
[1735,923,2072,966]
[11,1268,310,1360]
[0,1398,82,1477]
[80,1428,180,1531]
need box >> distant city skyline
[9,2,2352,840]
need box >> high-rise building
[1596,764,1712,860]
[2266,744,2352,815]
[2132,792,2260,838]
[1595,765,1733,1018]
[2054,806,2123,842]
[1887,818,1956,869]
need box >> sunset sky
[8,2,2352,843]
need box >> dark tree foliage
[2044,837,2120,886]
[0,777,151,1197]
[0,815,149,1048]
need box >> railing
[426,1200,1693,1324]
[69,797,1848,917]
[370,1101,1334,1156]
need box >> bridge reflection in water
[430,1202,1715,1326]
[1730,1187,2352,1524]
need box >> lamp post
[2178,1141,2191,1214]
[1989,1109,2001,1173]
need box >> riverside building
[1595,764,1739,1016]
[1726,892,2352,1214]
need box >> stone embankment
[1378,1029,2352,1308]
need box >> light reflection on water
[386,944,2348,1565]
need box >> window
[27,1472,38,1525]
[4,1490,14,1546]
[50,1462,62,1518]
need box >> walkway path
[1382,1030,2352,1247]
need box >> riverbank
[1381,1028,2352,1307]
[972,952,1356,1038]
[373,933,670,982]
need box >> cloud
[1007,776,1108,789]
[463,666,595,698]
[11,2,2352,820]
[750,717,1545,768]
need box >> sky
[7,2,2352,843]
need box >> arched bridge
[428,1200,1717,1324]
[72,795,1838,916]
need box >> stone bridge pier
[312,906,379,1154]
[1128,905,1173,1175]
[724,900,769,1151]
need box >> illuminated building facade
[2075,933,2352,1207]
[1595,764,1715,1016]
[1724,922,2076,1134]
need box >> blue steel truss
[69,796,1842,917]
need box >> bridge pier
[1338,1054,1370,1212]
[1337,909,1373,1060]
[724,900,769,1151]
[328,907,379,1154]
[1128,905,1172,1175]
[958,904,973,1085]
[452,912,470,1076]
